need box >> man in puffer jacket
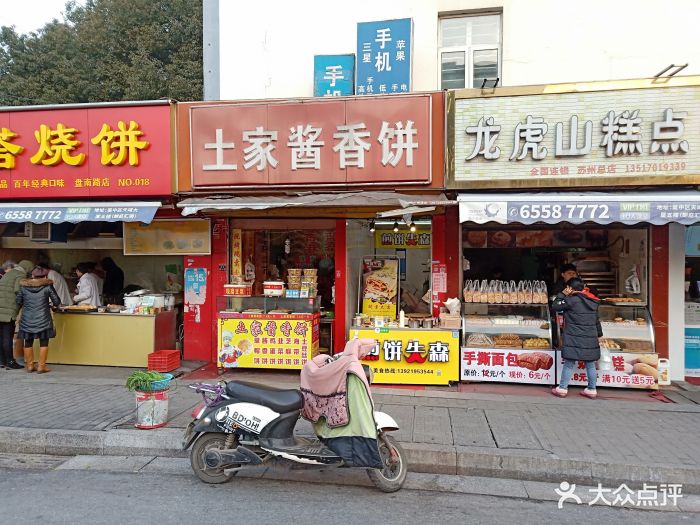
[551,277,603,399]
[0,260,33,370]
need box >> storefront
[0,101,185,367]
[448,76,700,388]
[175,93,462,382]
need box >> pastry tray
[602,300,647,306]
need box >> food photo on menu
[361,257,399,312]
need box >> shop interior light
[373,219,432,226]
[409,222,416,232]
[369,220,375,233]
[393,221,400,233]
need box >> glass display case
[553,302,659,390]
[461,304,555,385]
[217,295,320,316]
[597,304,655,353]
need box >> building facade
[205,0,700,99]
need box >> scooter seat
[226,381,303,413]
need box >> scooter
[182,358,407,492]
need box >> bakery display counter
[556,303,659,390]
[598,304,654,353]
[36,310,177,367]
[461,304,555,385]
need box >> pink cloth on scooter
[299,338,374,427]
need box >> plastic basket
[148,349,181,373]
[140,373,173,392]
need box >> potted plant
[126,370,173,429]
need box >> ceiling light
[409,222,416,232]
[393,221,399,233]
[369,220,375,233]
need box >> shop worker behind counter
[100,257,124,304]
[551,263,579,297]
[73,263,103,307]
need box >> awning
[178,192,448,216]
[458,191,700,225]
[0,201,161,224]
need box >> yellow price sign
[350,328,460,385]
[219,314,319,370]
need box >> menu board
[123,219,210,255]
[360,256,399,319]
[218,314,319,370]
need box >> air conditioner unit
[28,223,52,242]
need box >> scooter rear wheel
[367,434,407,492]
[190,432,238,484]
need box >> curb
[2,426,698,493]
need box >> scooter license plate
[182,421,196,449]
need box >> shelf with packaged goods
[462,303,553,351]
[460,303,556,385]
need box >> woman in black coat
[551,277,603,399]
[16,267,62,373]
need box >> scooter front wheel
[190,432,238,484]
[367,434,407,492]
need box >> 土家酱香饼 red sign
[189,94,432,188]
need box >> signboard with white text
[356,18,412,95]
[189,95,431,188]
[314,55,355,97]
[450,83,700,188]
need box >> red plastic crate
[148,350,180,372]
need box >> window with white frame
[439,14,501,89]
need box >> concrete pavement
[1,363,700,492]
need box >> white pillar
[667,223,685,381]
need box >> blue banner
[314,55,355,97]
[685,327,700,376]
[356,18,412,95]
[686,226,700,256]
[0,202,160,224]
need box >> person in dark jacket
[100,257,124,304]
[551,277,603,399]
[16,267,62,373]
[0,260,33,370]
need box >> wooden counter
[32,310,177,367]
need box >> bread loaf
[517,351,553,371]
